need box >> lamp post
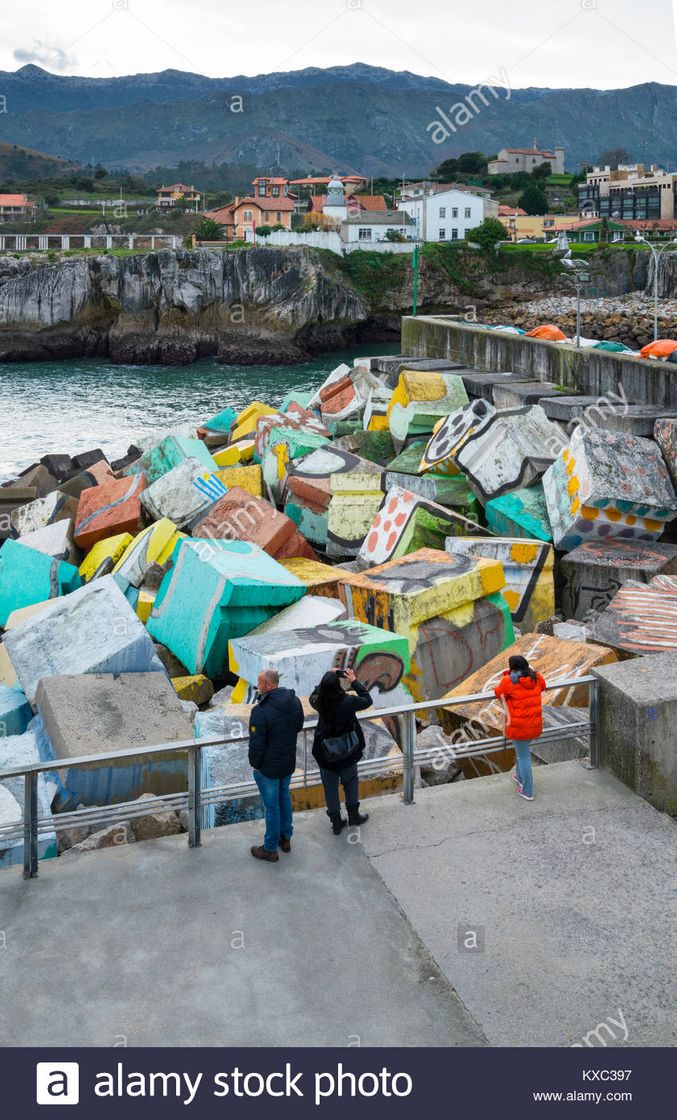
[412,244,419,316]
[553,230,591,348]
[634,232,677,342]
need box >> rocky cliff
[0,247,369,365]
[0,245,673,366]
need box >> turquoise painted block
[0,539,82,627]
[485,485,553,542]
[283,498,329,549]
[147,539,305,678]
[260,427,330,501]
[0,685,32,737]
[280,391,314,413]
[128,435,217,484]
[202,406,237,433]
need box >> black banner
[2,1047,670,1117]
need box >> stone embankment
[483,294,677,350]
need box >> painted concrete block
[0,486,38,541]
[485,485,553,542]
[441,632,617,738]
[128,435,217,484]
[387,370,469,451]
[591,574,677,656]
[287,446,383,514]
[560,539,677,621]
[326,475,387,560]
[229,618,411,709]
[10,490,79,537]
[335,429,396,467]
[17,519,79,565]
[445,537,555,631]
[457,370,533,402]
[261,426,329,503]
[0,685,32,737]
[254,410,329,462]
[280,391,315,413]
[594,651,677,814]
[15,463,58,497]
[306,362,351,411]
[197,405,237,439]
[215,464,263,498]
[190,487,316,561]
[455,405,566,506]
[60,463,115,499]
[212,438,255,467]
[35,672,194,809]
[0,731,56,867]
[385,469,481,521]
[543,425,677,551]
[319,366,382,426]
[4,600,54,631]
[419,399,494,476]
[79,532,134,582]
[0,540,81,627]
[171,674,214,705]
[654,417,677,488]
[229,595,348,702]
[337,547,511,704]
[4,575,165,705]
[0,641,17,688]
[492,381,562,409]
[278,557,354,599]
[232,401,278,442]
[74,473,147,551]
[140,457,226,528]
[357,485,484,568]
[363,384,393,431]
[147,539,305,678]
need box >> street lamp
[634,231,677,342]
[553,231,591,348]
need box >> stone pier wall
[401,316,677,408]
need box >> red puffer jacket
[493,671,546,741]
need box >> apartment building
[578,164,677,221]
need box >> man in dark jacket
[248,668,304,863]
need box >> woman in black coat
[309,667,373,834]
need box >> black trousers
[319,763,359,816]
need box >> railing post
[23,771,38,880]
[187,746,202,848]
[589,677,601,769]
[403,709,416,805]
[302,731,308,787]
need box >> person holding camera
[309,667,373,834]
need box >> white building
[340,211,416,244]
[488,145,565,175]
[397,188,483,242]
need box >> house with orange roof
[489,145,565,175]
[156,183,201,211]
[0,193,35,222]
[204,194,294,239]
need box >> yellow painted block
[79,532,133,582]
[172,674,214,705]
[136,588,156,623]
[113,519,183,577]
[215,464,263,497]
[232,402,278,441]
[367,415,390,432]
[213,439,255,467]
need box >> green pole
[412,245,419,316]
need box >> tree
[532,160,552,180]
[599,147,630,170]
[457,151,488,175]
[471,217,508,250]
[384,228,407,242]
[194,218,224,241]
[432,157,459,180]
[518,183,549,215]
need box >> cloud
[13,41,77,72]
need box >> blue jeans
[514,740,534,798]
[253,771,293,852]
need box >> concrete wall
[401,317,677,408]
[594,653,677,816]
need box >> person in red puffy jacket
[493,655,546,801]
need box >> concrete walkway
[1,760,675,1047]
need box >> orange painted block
[74,473,147,551]
[85,460,116,486]
[273,526,319,562]
[191,486,295,557]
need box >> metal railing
[0,676,600,881]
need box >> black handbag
[322,728,359,762]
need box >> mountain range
[1,63,676,177]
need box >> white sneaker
[517,789,534,801]
[512,771,521,785]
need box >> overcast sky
[1,0,677,89]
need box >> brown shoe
[250,844,279,862]
[279,837,291,853]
